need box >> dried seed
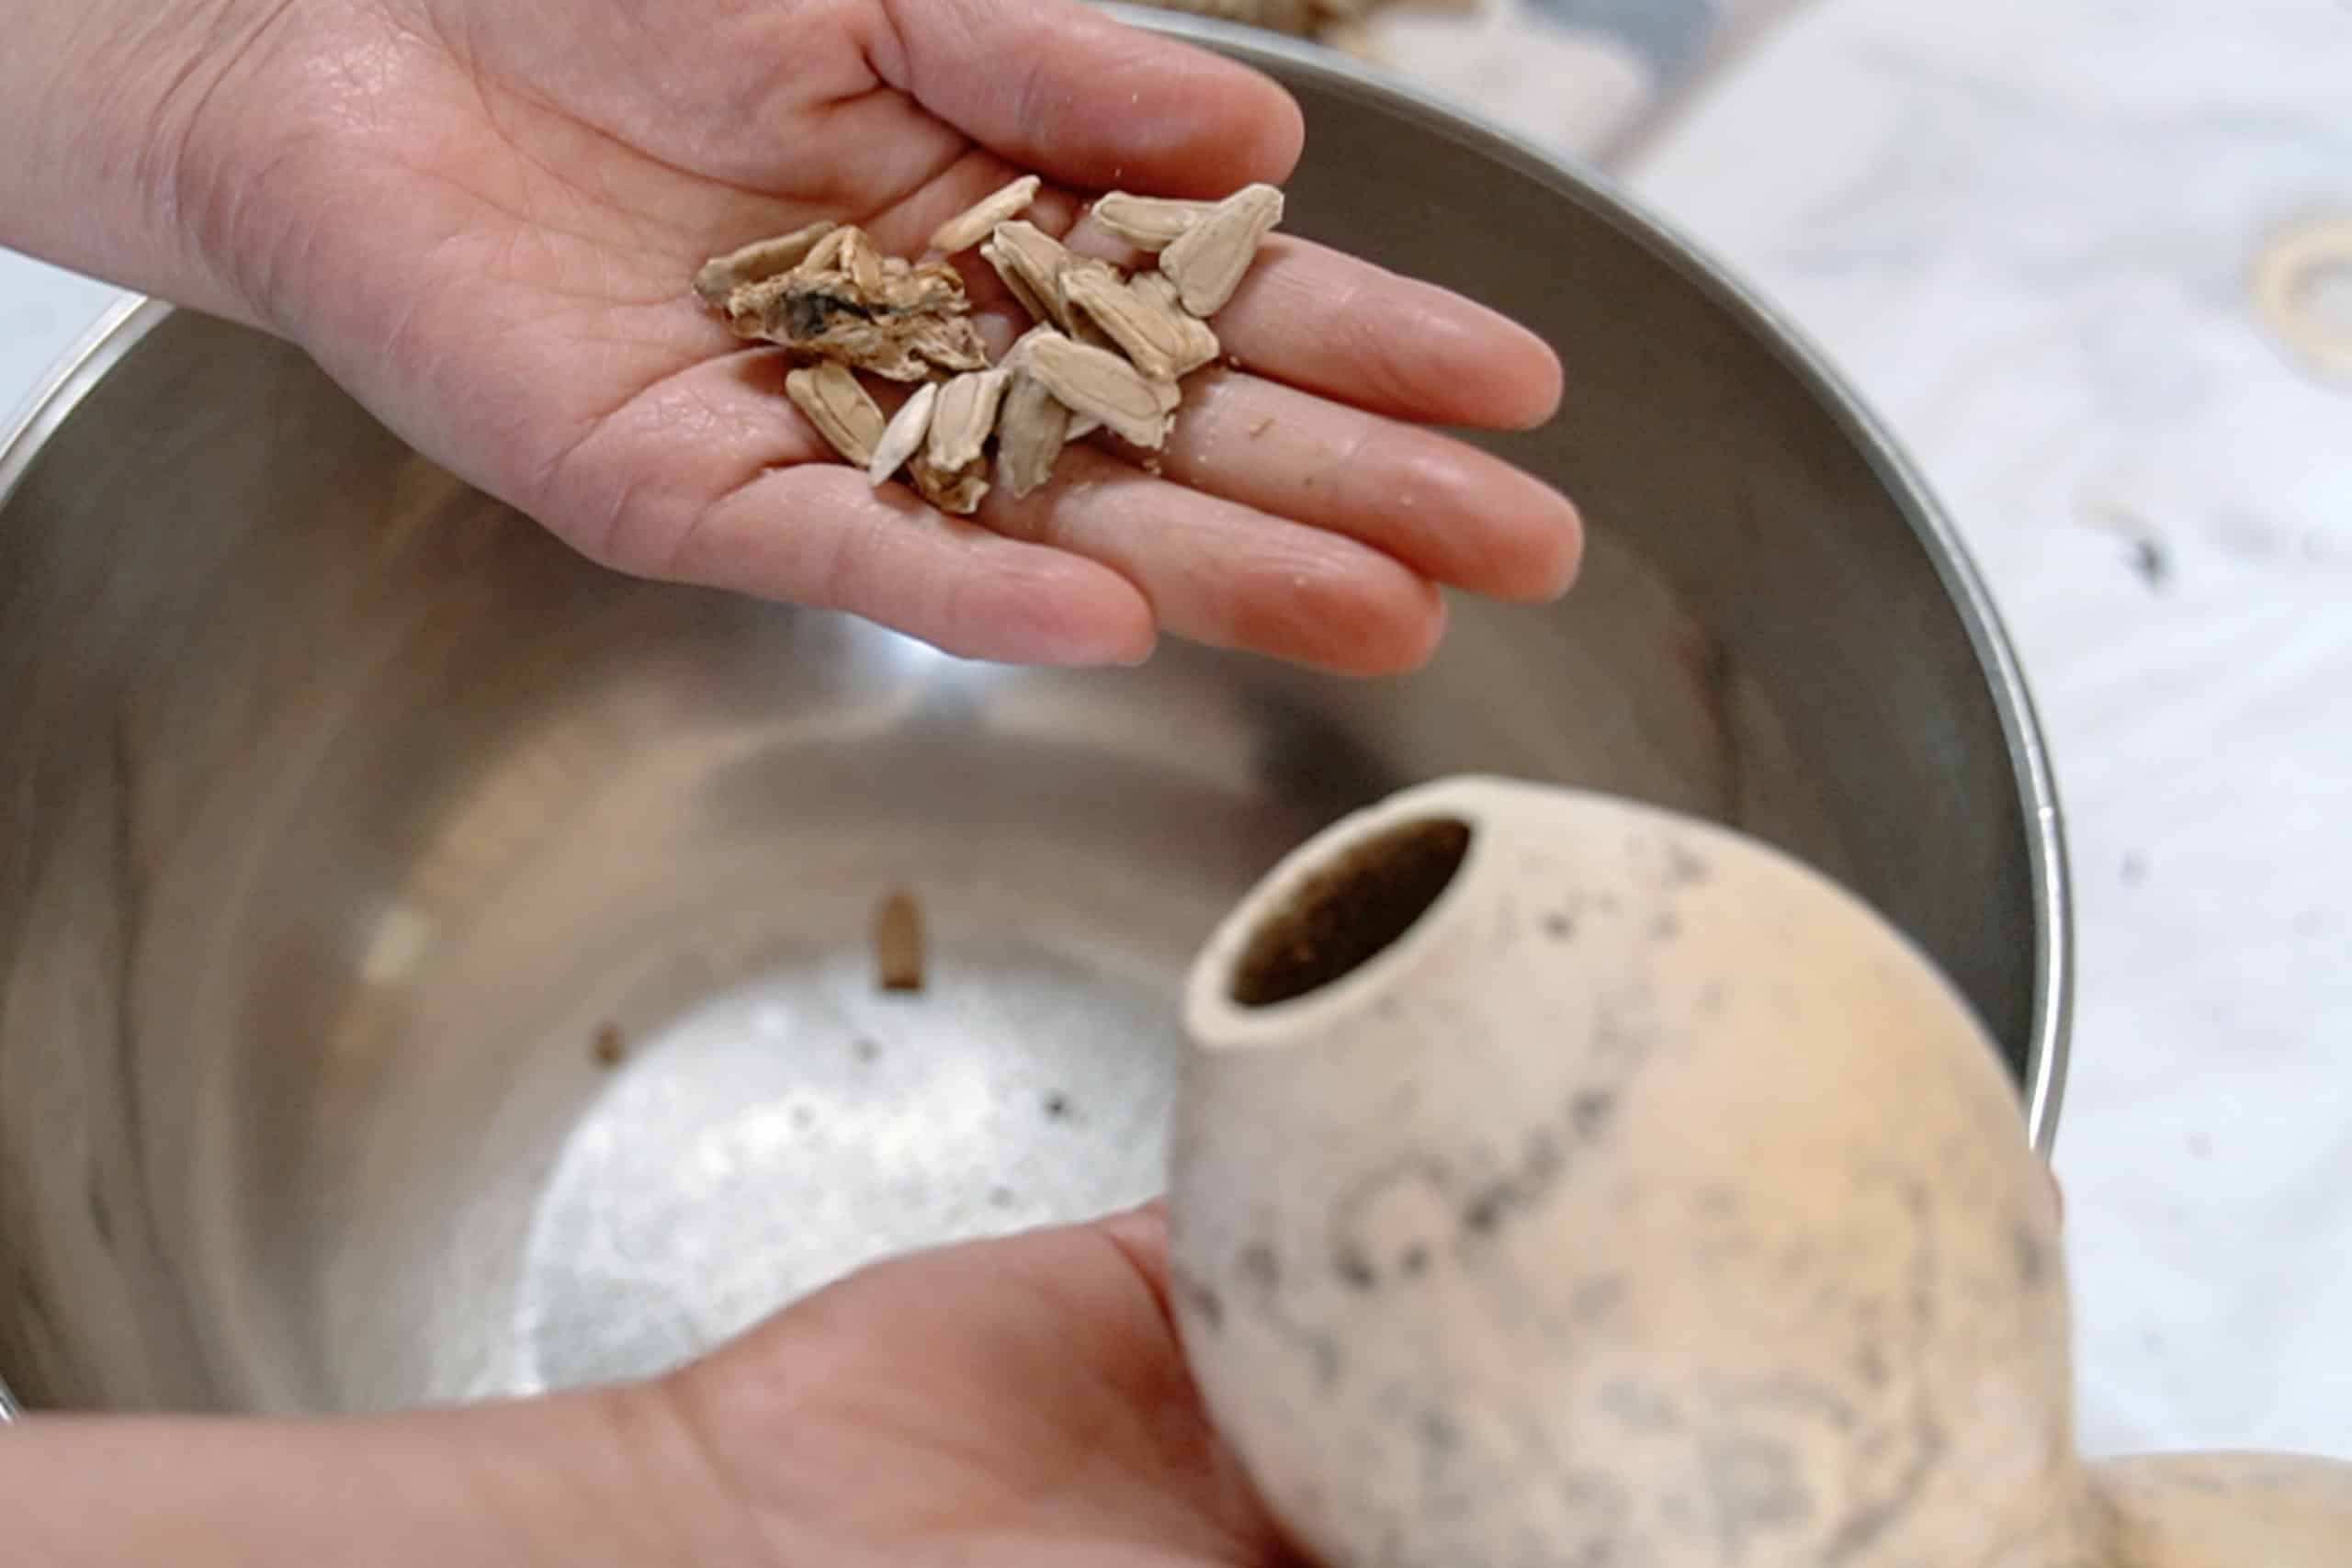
[995,372,1071,498]
[802,225,854,276]
[928,174,1043,256]
[1160,182,1284,315]
[838,226,885,293]
[1081,269,1221,378]
[981,230,1057,325]
[980,221,1117,342]
[868,381,940,487]
[729,254,989,381]
[926,367,1012,472]
[693,220,837,305]
[1090,192,1216,252]
[876,890,924,991]
[785,363,888,467]
[1024,334,1181,449]
[1001,322,1059,371]
[910,453,989,515]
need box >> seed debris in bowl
[693,176,1284,513]
[875,890,926,993]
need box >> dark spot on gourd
[1598,1379,1682,1432]
[1570,1273,1627,1325]
[1238,1241,1281,1292]
[1667,843,1711,885]
[1463,1185,1510,1235]
[1333,1243,1378,1291]
[1854,1342,1892,1388]
[988,1184,1015,1208]
[1418,1410,1459,1454]
[1398,1244,1431,1277]
[1172,1267,1226,1331]
[1043,1090,1070,1121]
[1543,911,1576,941]
[790,1104,815,1129]
[1820,1414,1948,1562]
[1651,910,1681,942]
[2012,1220,2049,1289]
[1706,1435,1813,1534]
[1308,1332,1341,1389]
[851,1037,879,1064]
[1569,1089,1617,1141]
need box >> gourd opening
[1228,816,1472,1009]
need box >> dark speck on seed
[852,1037,880,1064]
[1399,1244,1431,1277]
[989,1185,1016,1208]
[1044,1091,1071,1121]
[790,1104,815,1129]
[1334,1245,1377,1291]
[591,1024,626,1068]
[1543,912,1575,941]
[1651,910,1680,942]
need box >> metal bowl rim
[0,18,2070,1420]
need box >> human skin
[0,0,1583,674]
[6,1203,1306,1567]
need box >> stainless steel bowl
[0,18,2067,1419]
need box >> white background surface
[5,0,2346,1458]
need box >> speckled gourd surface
[1166,775,2350,1568]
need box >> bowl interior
[0,34,2061,1415]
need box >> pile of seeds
[692,176,1284,515]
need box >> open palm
[667,1203,1304,1566]
[197,0,1578,672]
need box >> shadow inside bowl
[0,27,2063,1416]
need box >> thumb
[865,0,1305,196]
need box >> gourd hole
[1229,816,1472,1008]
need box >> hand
[7,0,1579,673]
[662,1201,1302,1566]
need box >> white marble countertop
[6,0,2347,1459]
[1623,0,2352,1457]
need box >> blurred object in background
[1111,0,1815,166]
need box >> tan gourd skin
[1167,777,2350,1568]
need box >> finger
[864,0,1305,196]
[1063,219,1566,432]
[978,445,1448,676]
[1141,372,1581,602]
[677,465,1158,665]
[540,351,1156,666]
